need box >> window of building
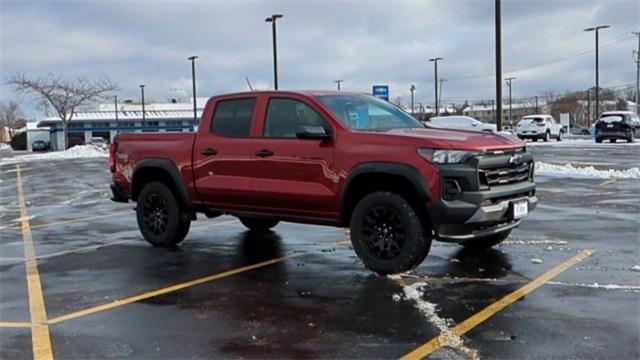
[264,98,329,138]
[165,120,184,132]
[142,121,160,132]
[210,98,256,137]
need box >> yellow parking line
[0,321,32,328]
[48,252,303,325]
[399,249,594,360]
[16,165,54,360]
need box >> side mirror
[471,123,478,127]
[296,125,332,140]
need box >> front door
[250,96,339,219]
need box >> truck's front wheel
[349,192,432,274]
[136,181,191,247]
[461,230,511,251]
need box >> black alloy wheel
[141,192,169,235]
[361,206,406,261]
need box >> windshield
[316,94,423,131]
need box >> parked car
[88,136,108,149]
[569,123,590,135]
[31,140,50,152]
[109,91,536,274]
[427,116,497,132]
[595,111,640,143]
[516,115,563,141]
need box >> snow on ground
[0,145,107,166]
[0,143,10,151]
[527,138,640,147]
[536,162,640,179]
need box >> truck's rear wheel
[349,191,432,274]
[461,230,511,251]
[136,181,191,247]
[239,217,279,231]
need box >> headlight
[417,148,478,164]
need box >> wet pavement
[1,141,639,359]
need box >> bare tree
[6,74,119,149]
[0,100,26,140]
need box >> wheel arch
[340,162,432,227]
[131,158,193,208]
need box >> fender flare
[339,162,432,224]
[132,158,193,207]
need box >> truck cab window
[210,98,256,137]
[264,98,328,138]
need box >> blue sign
[372,85,389,101]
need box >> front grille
[480,161,532,186]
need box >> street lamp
[495,0,503,131]
[584,25,610,123]
[410,84,416,116]
[334,80,343,91]
[139,84,146,131]
[188,55,199,127]
[265,14,284,90]
[505,77,516,127]
[429,57,443,116]
[114,95,119,134]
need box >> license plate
[512,200,528,219]
[607,124,614,128]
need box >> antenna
[245,77,255,91]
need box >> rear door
[192,97,257,209]
[249,95,339,219]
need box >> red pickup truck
[110,91,536,274]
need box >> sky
[1,0,638,119]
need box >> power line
[447,32,633,81]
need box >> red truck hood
[385,127,525,151]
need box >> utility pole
[410,84,416,115]
[587,89,592,125]
[188,56,199,127]
[495,0,503,131]
[334,80,343,91]
[429,57,443,116]
[633,31,640,114]
[114,95,119,134]
[438,79,447,112]
[506,77,516,127]
[265,14,284,90]
[584,25,610,123]
[139,84,146,131]
[535,95,539,113]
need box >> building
[463,102,548,126]
[36,97,208,150]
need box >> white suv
[517,115,563,142]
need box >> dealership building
[36,96,207,150]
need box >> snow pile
[535,162,640,179]
[0,143,10,151]
[0,145,107,165]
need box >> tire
[461,230,511,251]
[628,133,635,143]
[557,131,563,141]
[239,217,279,231]
[610,138,616,143]
[136,181,191,247]
[543,131,550,142]
[532,138,538,142]
[596,137,603,143]
[349,191,432,274]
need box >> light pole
[114,95,119,134]
[506,77,516,127]
[188,56,199,127]
[584,25,610,123]
[410,84,416,116]
[495,0,503,131]
[265,14,284,90]
[139,84,146,131]
[334,80,343,91]
[429,57,443,116]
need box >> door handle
[201,148,218,156]
[255,149,274,158]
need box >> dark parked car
[32,140,50,151]
[569,123,590,135]
[595,111,640,143]
[67,136,85,148]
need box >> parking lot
[1,140,639,359]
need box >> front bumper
[428,149,536,242]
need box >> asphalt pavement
[1,139,638,359]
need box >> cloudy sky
[1,0,638,118]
